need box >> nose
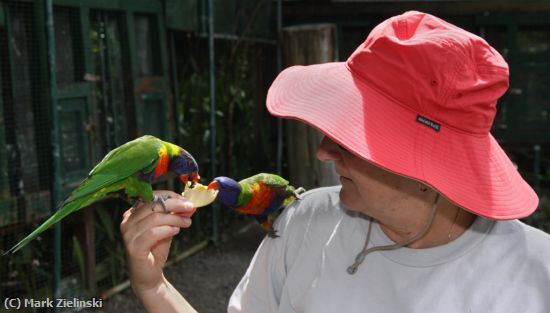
[316,136,342,162]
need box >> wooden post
[73,206,96,295]
[282,24,339,189]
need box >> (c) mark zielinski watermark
[3,297,103,310]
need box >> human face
[316,136,422,217]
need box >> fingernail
[184,202,194,210]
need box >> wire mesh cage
[0,1,548,311]
[1,0,57,304]
[1,0,278,306]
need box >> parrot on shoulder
[207,173,305,237]
[5,135,199,254]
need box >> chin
[338,190,367,214]
[339,190,357,210]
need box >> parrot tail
[4,196,91,255]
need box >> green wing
[4,136,162,254]
[242,173,289,188]
[62,135,162,206]
[255,173,300,200]
[236,173,293,207]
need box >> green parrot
[207,173,305,237]
[5,135,200,254]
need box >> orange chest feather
[154,146,169,178]
[237,182,275,215]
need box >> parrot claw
[152,194,170,213]
[267,229,280,238]
[293,187,306,200]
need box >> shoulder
[489,219,550,267]
[276,186,344,228]
[291,185,342,212]
[491,219,550,248]
[272,185,362,258]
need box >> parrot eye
[224,188,233,193]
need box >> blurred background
[0,0,548,312]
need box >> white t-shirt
[228,186,550,313]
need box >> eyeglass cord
[347,193,441,274]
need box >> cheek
[339,178,368,210]
[342,174,394,212]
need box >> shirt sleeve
[227,202,301,313]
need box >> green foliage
[176,39,278,232]
[72,235,86,294]
[2,238,52,311]
[96,204,127,287]
[177,43,276,181]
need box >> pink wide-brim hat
[267,11,538,219]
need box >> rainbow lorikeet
[208,173,305,237]
[5,135,199,254]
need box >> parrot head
[207,176,241,207]
[170,149,200,185]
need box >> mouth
[336,169,350,180]
[338,172,352,184]
[340,176,351,182]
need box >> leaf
[96,207,115,241]
[72,236,86,289]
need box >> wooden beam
[281,24,340,189]
[282,1,550,22]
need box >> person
[121,11,550,313]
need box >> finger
[151,236,174,263]
[127,211,192,244]
[132,198,195,225]
[121,191,194,238]
[153,198,196,215]
[123,207,134,220]
[153,189,185,201]
[124,213,190,247]
[128,225,181,257]
[120,207,134,233]
[132,190,188,216]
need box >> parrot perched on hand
[207,173,305,237]
[5,135,199,254]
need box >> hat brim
[267,62,539,220]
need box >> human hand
[121,190,196,296]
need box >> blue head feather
[214,176,241,208]
[169,149,199,180]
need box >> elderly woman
[121,11,550,313]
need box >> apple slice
[182,182,219,208]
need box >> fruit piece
[182,182,219,208]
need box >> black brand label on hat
[416,115,441,132]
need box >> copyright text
[3,297,103,310]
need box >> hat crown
[346,11,509,134]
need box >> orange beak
[180,175,189,185]
[192,171,200,183]
[181,172,200,186]
[207,181,219,190]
